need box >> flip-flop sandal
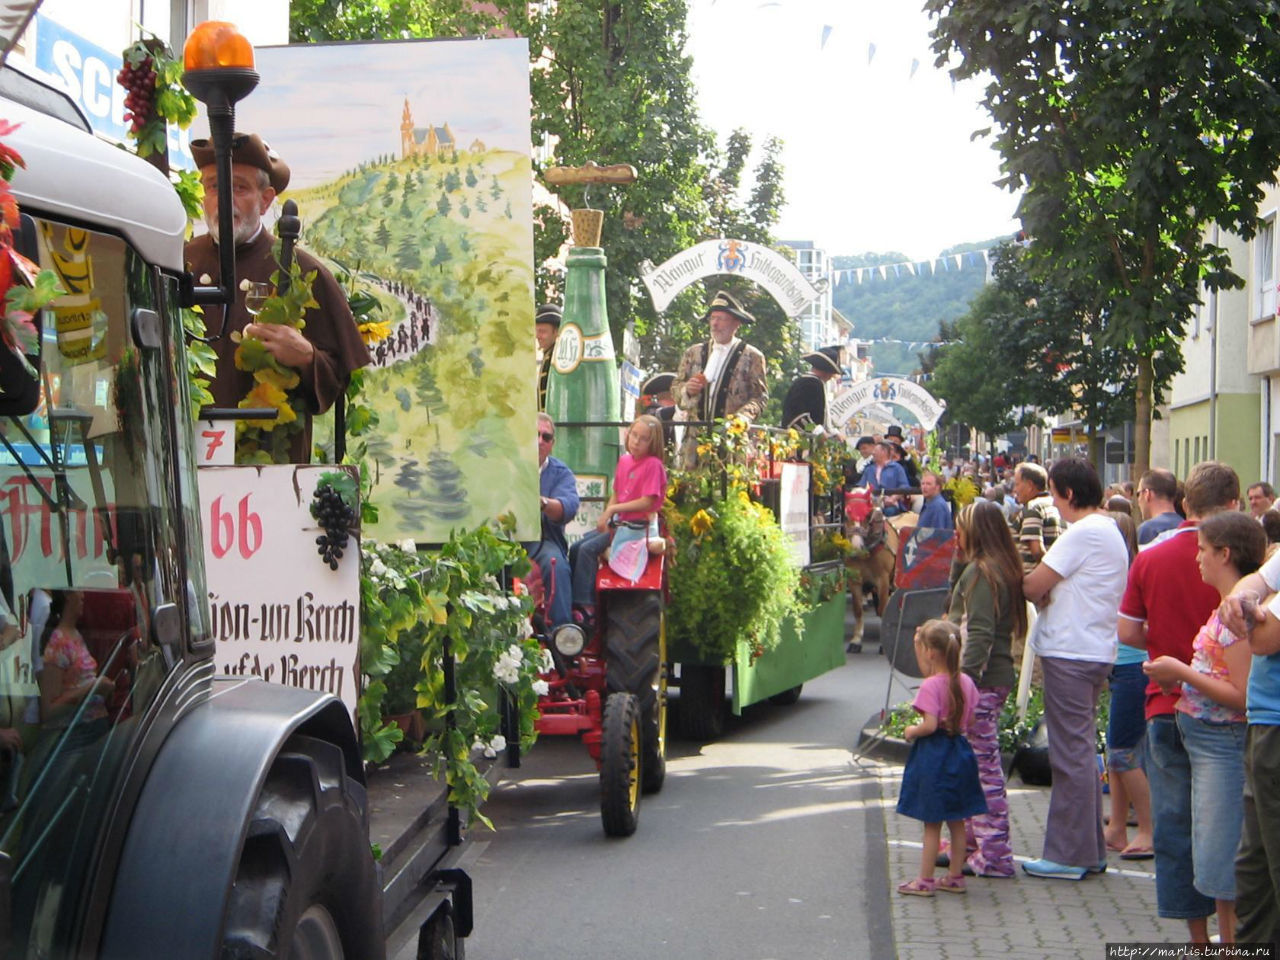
[897,877,936,897]
[1119,847,1154,861]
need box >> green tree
[290,0,497,42]
[436,192,451,217]
[931,243,1180,459]
[396,235,422,273]
[927,0,1280,476]
[375,219,391,251]
[432,240,452,273]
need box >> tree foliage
[930,243,1181,453]
[926,0,1280,474]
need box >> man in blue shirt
[859,441,910,516]
[528,412,579,628]
[917,470,953,529]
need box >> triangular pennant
[868,42,877,64]
[820,24,833,49]
[909,57,920,79]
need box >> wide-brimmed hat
[641,371,675,396]
[535,304,563,327]
[190,132,290,193]
[803,345,842,376]
[704,290,754,324]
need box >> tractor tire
[768,684,803,706]
[604,592,666,794]
[600,692,642,837]
[419,903,461,960]
[679,664,726,741]
[221,734,383,960]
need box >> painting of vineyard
[240,39,538,543]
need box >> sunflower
[358,319,392,345]
[690,509,714,538]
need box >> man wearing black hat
[535,304,562,412]
[782,345,842,431]
[884,425,920,488]
[641,371,678,453]
[672,290,767,463]
[186,132,370,463]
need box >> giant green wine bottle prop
[544,240,620,530]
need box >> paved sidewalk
[864,758,1194,959]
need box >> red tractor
[532,528,668,837]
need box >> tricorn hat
[190,132,291,193]
[535,304,563,327]
[802,345,842,377]
[641,371,675,397]
[704,290,754,325]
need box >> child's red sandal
[897,877,936,897]
[935,874,966,894]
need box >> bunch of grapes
[117,55,157,137]
[312,483,355,570]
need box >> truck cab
[0,61,381,960]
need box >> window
[1258,212,1276,319]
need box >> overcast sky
[686,0,1022,260]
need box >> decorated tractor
[532,527,668,837]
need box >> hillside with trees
[831,236,1010,375]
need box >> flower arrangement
[231,253,318,464]
[0,121,63,371]
[944,474,981,510]
[358,521,543,828]
[666,419,806,663]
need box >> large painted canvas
[236,39,538,543]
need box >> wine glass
[243,281,272,317]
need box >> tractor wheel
[678,664,726,741]
[419,903,461,960]
[600,692,642,837]
[768,684,803,706]
[604,592,666,794]
[221,734,383,960]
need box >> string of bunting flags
[834,248,994,286]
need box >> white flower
[506,644,524,664]
[369,558,388,577]
[199,273,212,285]
[519,618,534,640]
[489,734,506,752]
[531,679,549,696]
[398,539,417,552]
[492,656,519,684]
[539,648,555,672]
[482,744,497,759]
[239,278,251,291]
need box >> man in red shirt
[1118,461,1240,942]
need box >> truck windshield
[0,218,198,955]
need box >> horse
[843,487,899,652]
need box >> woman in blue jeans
[1144,510,1265,944]
[1104,511,1154,858]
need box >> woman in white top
[1021,457,1130,880]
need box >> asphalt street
[463,629,897,960]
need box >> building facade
[1167,217,1265,486]
[780,240,849,351]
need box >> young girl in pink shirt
[569,415,668,615]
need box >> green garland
[358,521,542,828]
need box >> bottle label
[553,323,583,374]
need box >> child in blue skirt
[897,619,988,896]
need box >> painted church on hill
[401,97,456,159]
